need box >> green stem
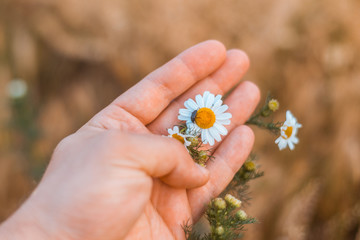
[245,119,281,134]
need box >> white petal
[214,123,228,135]
[184,139,191,147]
[216,119,231,125]
[290,118,296,125]
[288,141,295,150]
[196,94,204,108]
[292,137,299,144]
[297,123,302,128]
[283,120,290,127]
[201,129,207,143]
[203,91,210,104]
[276,138,287,150]
[168,129,173,135]
[214,105,229,114]
[207,130,215,146]
[179,109,192,117]
[205,93,215,108]
[286,110,292,119]
[189,122,200,130]
[186,124,196,134]
[213,95,223,108]
[286,110,296,121]
[214,94,222,102]
[178,115,190,121]
[209,127,221,142]
[186,122,195,129]
[184,99,198,111]
[173,126,179,133]
[279,141,287,150]
[216,112,232,120]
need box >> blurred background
[1,0,360,239]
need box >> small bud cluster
[176,124,213,167]
[226,155,264,192]
[236,157,264,184]
[206,194,255,240]
[224,194,242,208]
[213,198,226,210]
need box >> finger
[86,40,226,129]
[187,125,255,220]
[106,130,210,189]
[208,80,260,150]
[147,49,250,134]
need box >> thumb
[108,130,210,189]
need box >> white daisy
[167,126,191,147]
[178,91,232,146]
[275,110,302,150]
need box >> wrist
[0,203,49,240]
[0,190,69,240]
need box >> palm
[125,180,192,239]
[84,40,260,239]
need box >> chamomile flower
[178,91,232,146]
[268,99,279,112]
[167,126,191,147]
[275,110,302,150]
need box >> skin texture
[0,40,260,240]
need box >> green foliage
[223,154,264,205]
[183,221,212,240]
[9,94,46,180]
[185,154,262,240]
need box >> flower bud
[224,194,242,208]
[242,172,251,179]
[198,162,206,167]
[236,210,248,221]
[215,226,224,235]
[199,150,208,160]
[213,198,226,210]
[261,108,271,117]
[268,99,279,112]
[244,161,256,172]
[189,137,200,146]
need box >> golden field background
[1,0,360,239]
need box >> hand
[0,40,260,240]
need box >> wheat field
[1,0,360,239]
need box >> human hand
[0,40,260,240]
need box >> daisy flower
[167,126,191,147]
[275,110,302,150]
[178,91,232,146]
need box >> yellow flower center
[282,126,293,139]
[172,133,185,144]
[194,108,216,129]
